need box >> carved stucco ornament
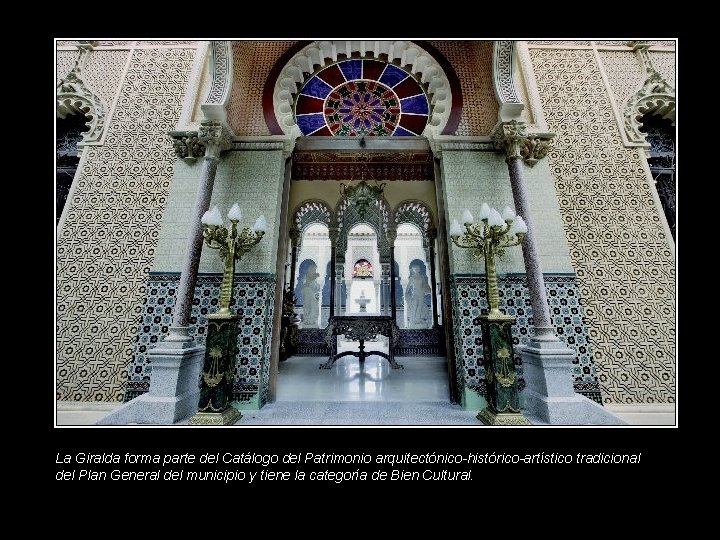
[623,41,675,145]
[56,65,107,144]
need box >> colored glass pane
[294,59,429,137]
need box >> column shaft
[171,155,219,329]
[506,155,552,329]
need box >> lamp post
[450,203,532,426]
[189,203,267,425]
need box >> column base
[477,407,531,426]
[189,408,242,426]
[521,331,626,425]
[97,343,204,425]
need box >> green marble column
[189,313,242,425]
[477,313,531,426]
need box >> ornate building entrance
[282,139,450,398]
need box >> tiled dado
[449,274,602,405]
[124,272,276,408]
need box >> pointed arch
[292,199,335,250]
[393,200,435,248]
[335,194,391,256]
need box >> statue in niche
[301,262,321,328]
[405,264,431,328]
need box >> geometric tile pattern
[56,50,79,85]
[597,50,645,108]
[648,51,676,86]
[227,41,294,136]
[450,274,602,405]
[124,273,276,407]
[56,47,196,402]
[428,41,498,136]
[82,49,131,108]
[529,48,676,404]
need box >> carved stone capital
[492,120,554,167]
[520,134,554,167]
[426,226,437,241]
[169,131,206,164]
[198,121,233,159]
[386,227,398,245]
[328,226,340,246]
[492,120,528,159]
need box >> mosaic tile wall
[429,41,498,136]
[227,41,294,136]
[56,46,197,402]
[125,273,276,407]
[450,274,601,405]
[529,48,675,404]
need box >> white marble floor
[233,342,482,425]
[275,348,451,403]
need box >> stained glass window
[295,59,430,137]
[353,259,373,278]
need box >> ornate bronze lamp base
[189,313,242,426]
[476,313,531,426]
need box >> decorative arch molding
[335,196,391,256]
[201,41,234,125]
[293,199,335,250]
[493,41,524,122]
[268,40,459,138]
[623,78,675,144]
[393,200,434,248]
[622,42,675,145]
[56,66,107,145]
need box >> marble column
[328,227,339,317]
[288,227,300,295]
[387,227,398,321]
[490,120,625,425]
[427,226,439,329]
[168,121,233,344]
[492,120,553,330]
[98,121,233,425]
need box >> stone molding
[493,41,524,121]
[201,41,233,125]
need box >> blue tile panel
[450,274,602,405]
[124,273,276,407]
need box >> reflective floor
[238,343,482,424]
[276,340,450,402]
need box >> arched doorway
[267,41,462,405]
